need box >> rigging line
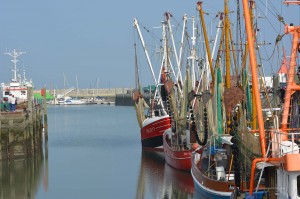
[237,0,243,66]
[257,0,281,19]
[255,1,285,27]
[255,4,283,34]
[259,34,285,61]
[138,21,161,42]
[257,50,274,112]
[260,40,277,69]
[134,36,144,87]
[268,44,281,75]
[169,15,183,34]
[201,1,223,15]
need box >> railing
[267,130,300,158]
[283,1,300,5]
[169,142,195,151]
[192,148,235,181]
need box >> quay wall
[0,88,46,161]
[39,88,132,99]
[34,88,154,106]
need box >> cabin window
[21,91,26,95]
[4,91,9,95]
[298,175,300,197]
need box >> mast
[76,75,79,95]
[281,18,300,139]
[189,16,197,89]
[5,49,26,82]
[197,2,215,85]
[241,0,266,157]
[134,43,140,91]
[249,0,257,130]
[224,0,231,88]
[133,18,158,85]
[177,14,188,82]
[165,12,183,85]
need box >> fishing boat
[132,18,172,148]
[190,2,246,197]
[1,49,33,104]
[191,1,300,198]
[57,96,87,105]
[161,12,200,171]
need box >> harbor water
[1,105,201,199]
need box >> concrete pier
[44,88,131,98]
[0,88,45,160]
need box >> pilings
[0,87,45,161]
[42,87,48,141]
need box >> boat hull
[141,116,171,148]
[163,132,193,171]
[191,150,234,199]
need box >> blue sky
[0,1,298,89]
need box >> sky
[0,1,298,90]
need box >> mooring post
[0,104,2,160]
[27,87,34,155]
[43,87,48,141]
[25,120,30,156]
[32,99,37,153]
[8,120,14,159]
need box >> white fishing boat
[1,49,33,104]
[57,96,87,105]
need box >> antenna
[4,49,26,82]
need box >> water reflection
[0,145,48,199]
[136,149,194,199]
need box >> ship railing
[169,142,195,151]
[203,168,235,181]
[267,130,300,157]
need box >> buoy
[192,143,199,150]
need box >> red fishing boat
[163,129,197,171]
[160,11,200,171]
[132,18,171,148]
[140,115,171,148]
[161,63,198,171]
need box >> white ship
[1,49,33,104]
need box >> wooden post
[25,120,30,157]
[32,101,37,153]
[8,120,14,159]
[0,105,2,160]
[27,87,34,155]
[43,87,48,141]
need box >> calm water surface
[1,105,203,199]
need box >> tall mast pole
[190,16,197,89]
[281,24,300,139]
[241,0,266,157]
[177,14,187,82]
[165,12,183,84]
[197,2,215,85]
[224,0,231,88]
[5,49,26,82]
[133,18,158,85]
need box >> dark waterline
[1,105,205,199]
